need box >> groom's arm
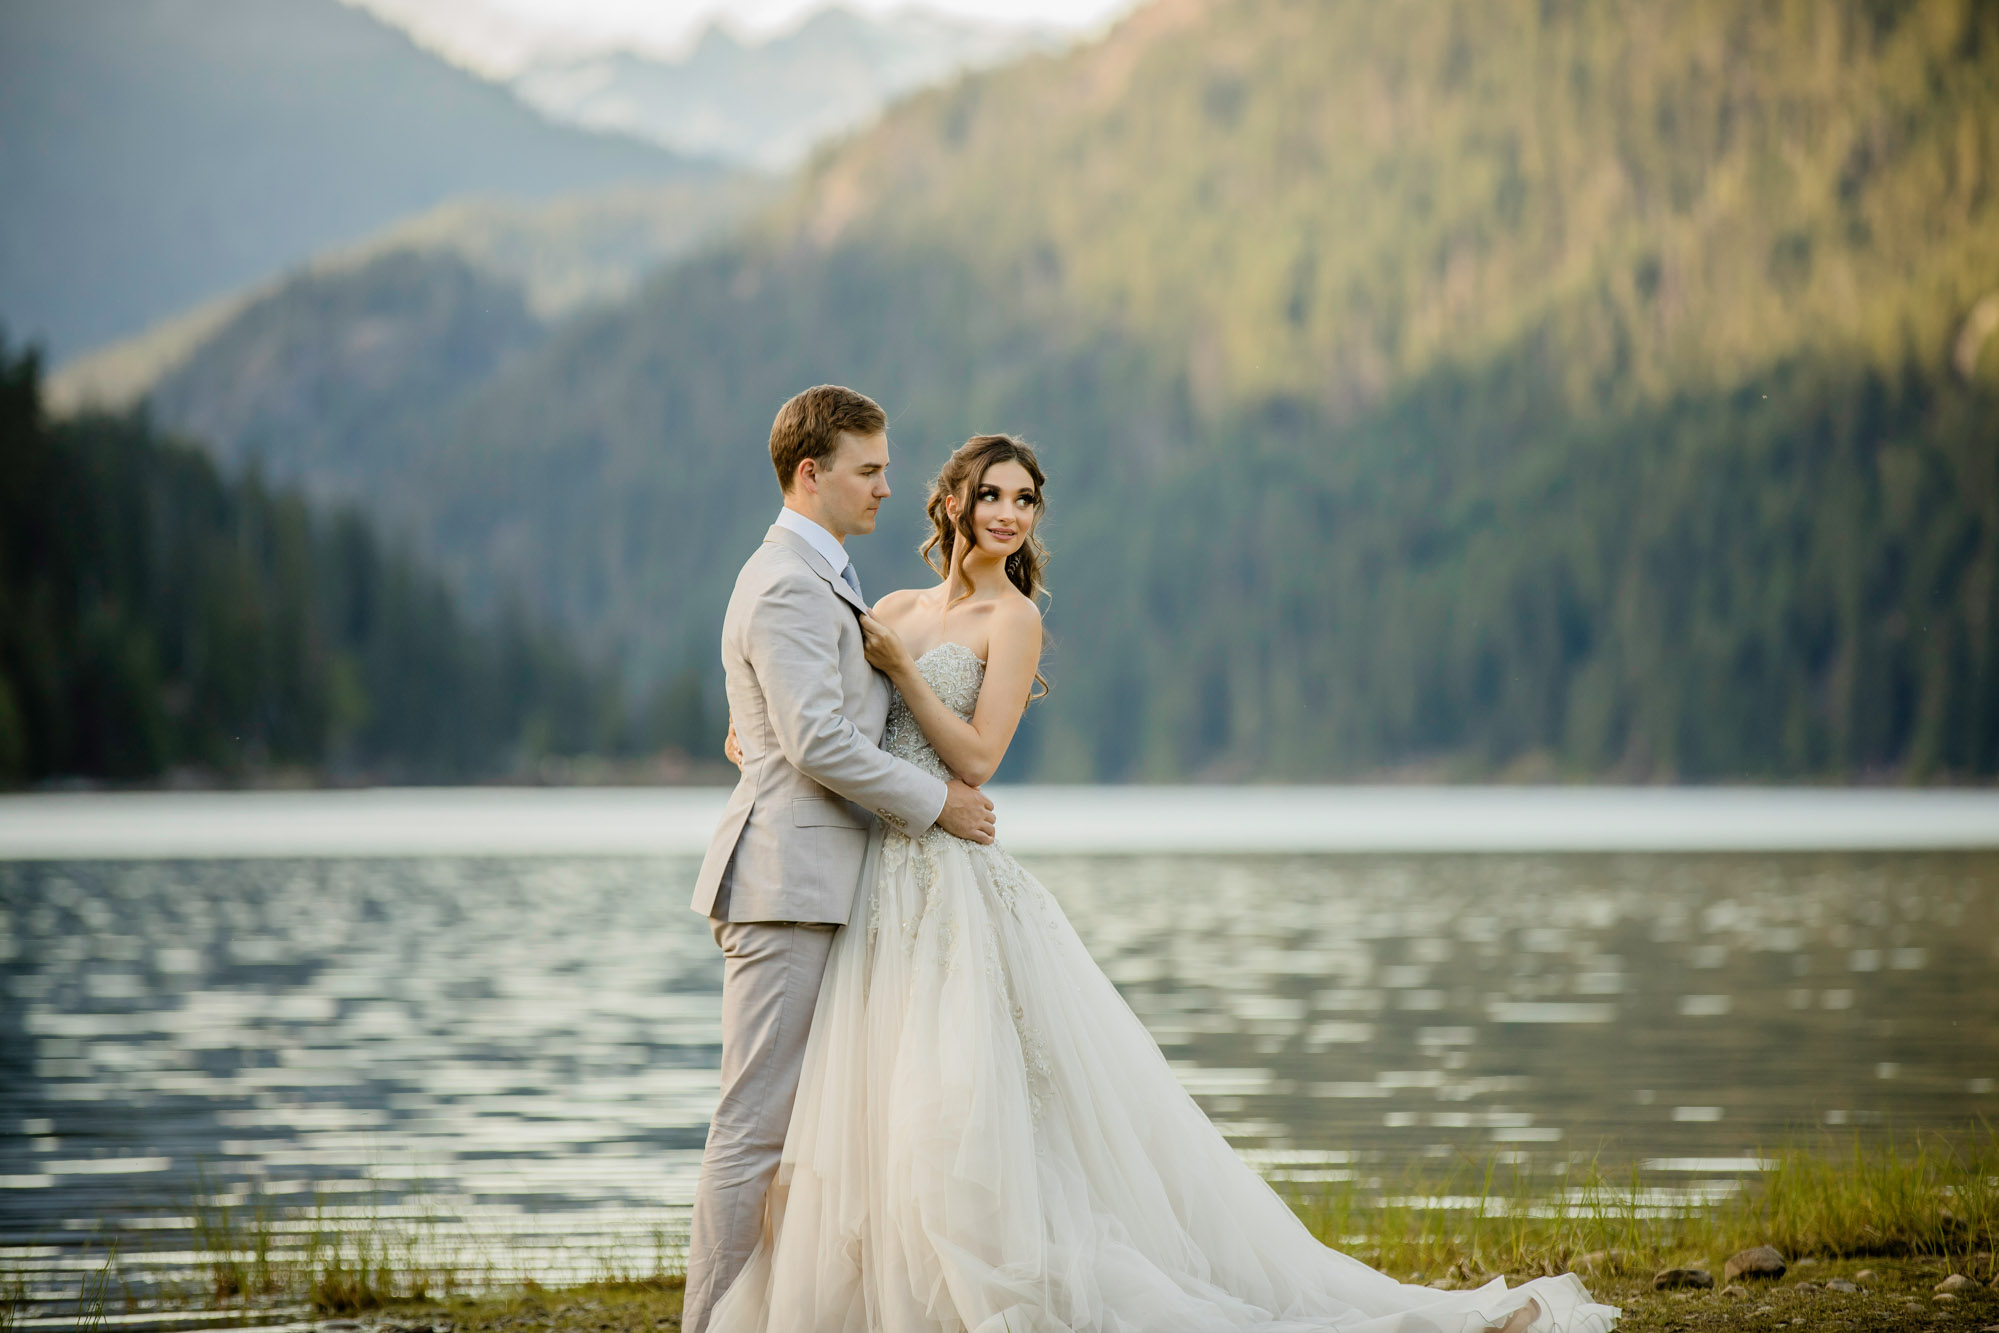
[747,570,948,833]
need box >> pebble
[1938,1274,1974,1293]
[1653,1267,1714,1290]
[1853,1268,1875,1281]
[1724,1245,1787,1282]
[1825,1278,1858,1293]
[1937,1292,1960,1304]
[1791,1281,1821,1293]
[1721,1284,1750,1300]
[1572,1249,1618,1272]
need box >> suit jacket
[692,523,950,923]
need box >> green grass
[1281,1129,1998,1289]
[0,1264,28,1333]
[72,1245,114,1333]
[184,1175,471,1313]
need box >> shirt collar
[774,506,850,573]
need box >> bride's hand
[858,613,913,679]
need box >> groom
[683,384,996,1332]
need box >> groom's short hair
[770,385,887,492]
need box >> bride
[707,434,1619,1333]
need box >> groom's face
[813,429,893,539]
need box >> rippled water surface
[3,846,1996,1307]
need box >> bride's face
[952,458,1040,559]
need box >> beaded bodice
[881,641,984,783]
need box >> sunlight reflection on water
[1,845,1995,1303]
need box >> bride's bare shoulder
[870,586,927,625]
[998,587,1041,621]
[989,589,1043,642]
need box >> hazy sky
[344,0,1138,75]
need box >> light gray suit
[683,521,948,1333]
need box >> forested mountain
[142,251,544,509]
[0,0,707,359]
[0,338,709,787]
[88,0,1999,781]
[779,0,1999,418]
[43,178,773,515]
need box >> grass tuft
[0,1265,26,1333]
[181,1172,464,1314]
[72,1245,117,1333]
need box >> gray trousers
[682,918,838,1333]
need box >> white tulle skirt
[708,829,1620,1333]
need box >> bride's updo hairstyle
[921,433,1049,603]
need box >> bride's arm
[859,601,1041,786]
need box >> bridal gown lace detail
[874,643,1049,953]
[708,642,1619,1333]
[881,644,1057,1115]
[880,639,984,781]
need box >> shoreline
[4,785,1999,860]
[15,1251,1992,1332]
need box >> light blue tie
[840,561,864,603]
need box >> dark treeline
[0,336,708,786]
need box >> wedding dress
[708,641,1619,1333]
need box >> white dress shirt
[774,506,856,591]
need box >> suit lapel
[765,524,871,617]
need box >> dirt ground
[1585,1256,1996,1332]
[354,1255,1996,1332]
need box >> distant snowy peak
[512,7,1063,171]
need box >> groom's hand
[937,779,996,844]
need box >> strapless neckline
[912,640,985,668]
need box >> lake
[1,787,1996,1312]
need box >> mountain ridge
[0,0,706,358]
[512,6,1063,170]
[46,176,776,417]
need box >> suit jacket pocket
[791,796,870,829]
